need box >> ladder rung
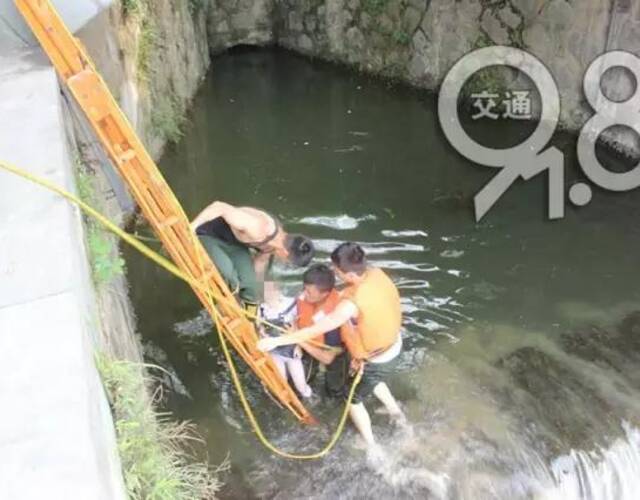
[201,268,218,282]
[223,317,242,333]
[278,390,290,401]
[118,149,136,163]
[67,70,111,122]
[157,216,179,228]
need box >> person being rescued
[296,264,350,398]
[258,242,405,447]
[190,201,315,312]
[259,281,313,399]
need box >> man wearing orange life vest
[258,242,405,446]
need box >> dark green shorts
[347,355,400,405]
[198,234,260,304]
[324,351,350,398]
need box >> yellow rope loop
[0,159,360,460]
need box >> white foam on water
[441,235,462,242]
[334,145,364,153]
[382,229,429,238]
[363,241,426,254]
[375,260,440,273]
[295,214,377,230]
[365,430,451,499]
[165,367,192,399]
[312,238,425,255]
[403,315,450,331]
[174,309,212,337]
[411,294,472,321]
[441,249,465,259]
[540,422,640,500]
[447,269,467,278]
[396,278,431,290]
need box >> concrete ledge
[0,49,125,500]
[0,0,115,49]
[0,293,122,500]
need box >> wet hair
[284,234,315,267]
[303,264,335,292]
[331,242,367,275]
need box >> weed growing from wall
[151,94,186,145]
[96,354,226,500]
[121,0,141,18]
[75,159,126,288]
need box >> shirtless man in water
[190,201,314,309]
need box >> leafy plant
[96,355,226,500]
[76,168,96,203]
[121,0,141,17]
[137,18,157,81]
[392,29,411,46]
[363,0,389,17]
[88,226,126,286]
[151,95,186,144]
[74,160,126,288]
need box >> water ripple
[295,214,377,230]
[382,229,429,238]
[312,238,426,254]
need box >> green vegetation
[137,18,156,82]
[151,94,186,144]
[119,0,156,81]
[459,33,509,99]
[391,29,411,46]
[188,0,206,15]
[76,165,96,202]
[120,0,187,143]
[97,354,225,500]
[461,66,509,101]
[88,226,126,286]
[473,32,494,50]
[121,0,142,18]
[363,0,389,17]
[75,165,126,288]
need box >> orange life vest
[297,289,345,348]
[297,289,340,328]
[341,268,402,360]
[297,289,341,328]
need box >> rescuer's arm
[257,300,357,351]
[300,342,338,365]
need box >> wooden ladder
[15,0,315,425]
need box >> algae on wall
[80,0,640,153]
[78,0,211,160]
[71,3,226,495]
[274,0,615,131]
[202,0,640,153]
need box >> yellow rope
[0,158,361,460]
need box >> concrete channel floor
[0,48,125,500]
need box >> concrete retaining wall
[0,2,213,497]
[0,0,114,48]
[0,48,126,500]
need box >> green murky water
[124,48,640,499]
